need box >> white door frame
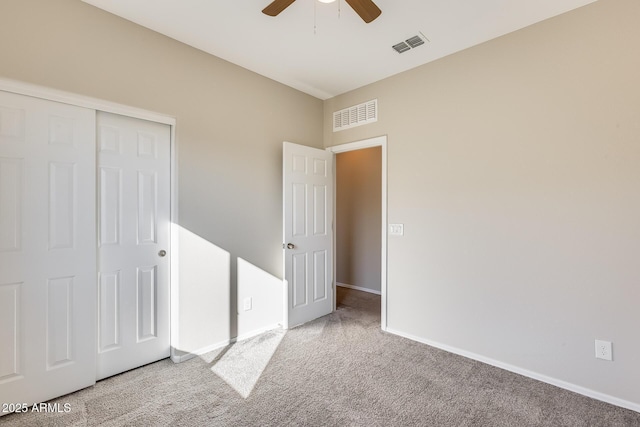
[0,77,181,363]
[327,135,388,330]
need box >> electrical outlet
[243,297,252,311]
[594,340,612,361]
[389,224,404,236]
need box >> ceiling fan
[262,0,382,24]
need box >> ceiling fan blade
[345,0,382,23]
[262,0,297,17]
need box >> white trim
[337,282,381,296]
[282,280,289,330]
[1,77,180,368]
[385,327,640,414]
[0,77,175,126]
[171,341,231,363]
[169,123,180,361]
[328,136,387,153]
[236,324,282,342]
[328,135,388,330]
[171,324,282,363]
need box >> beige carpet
[2,287,639,426]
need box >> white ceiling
[81,0,596,100]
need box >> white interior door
[96,112,170,380]
[0,90,96,407]
[283,141,334,328]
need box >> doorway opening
[328,136,387,330]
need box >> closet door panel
[96,112,170,380]
[0,90,96,411]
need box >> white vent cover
[333,99,378,132]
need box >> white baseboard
[170,323,282,364]
[337,282,381,296]
[236,323,282,342]
[385,327,640,414]
[171,340,230,363]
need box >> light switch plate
[389,224,404,236]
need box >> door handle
[158,250,167,257]
[283,243,295,249]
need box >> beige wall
[3,0,640,410]
[0,0,323,354]
[336,148,382,293]
[325,0,640,407]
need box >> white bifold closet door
[96,112,170,380]
[0,90,97,406]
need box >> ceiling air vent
[392,32,429,54]
[333,99,378,132]
[406,35,425,48]
[392,42,411,54]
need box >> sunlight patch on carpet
[209,329,285,398]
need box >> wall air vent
[392,32,429,54]
[333,99,378,132]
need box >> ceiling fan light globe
[318,0,337,3]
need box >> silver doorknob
[286,243,294,249]
[158,250,167,257]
